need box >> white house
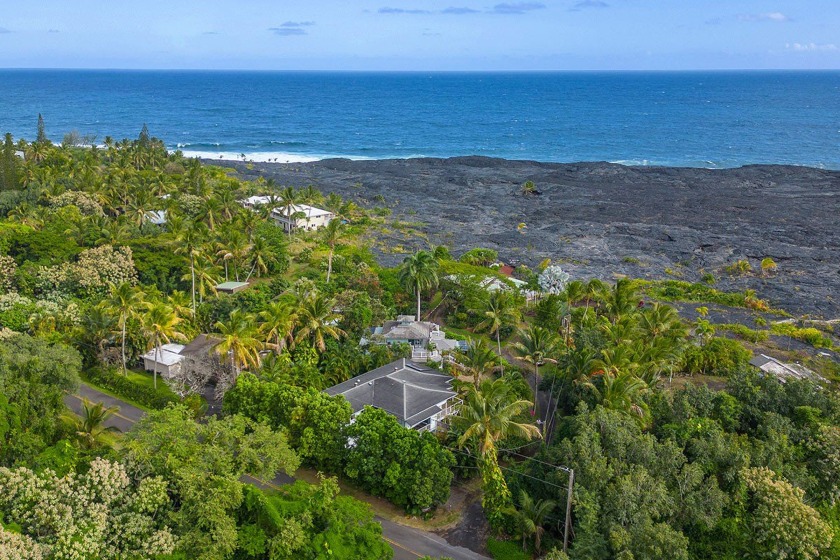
[271,204,334,233]
[325,358,460,432]
[239,195,273,210]
[368,315,465,362]
[141,343,186,378]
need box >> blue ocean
[1,70,839,168]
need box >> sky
[0,1,838,71]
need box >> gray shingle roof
[325,358,456,426]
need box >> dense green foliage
[3,126,840,560]
[0,335,81,466]
[223,372,352,472]
[85,366,180,409]
[344,407,455,513]
[225,375,456,513]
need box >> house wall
[272,212,333,232]
[142,357,179,377]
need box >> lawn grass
[487,538,530,560]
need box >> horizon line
[1,67,839,74]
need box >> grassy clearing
[487,538,530,560]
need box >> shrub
[682,337,752,376]
[717,323,770,343]
[84,367,179,410]
[725,259,752,276]
[459,248,499,267]
[770,324,834,349]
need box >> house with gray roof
[749,353,823,382]
[369,315,464,362]
[325,358,460,432]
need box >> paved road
[66,383,488,560]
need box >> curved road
[65,383,487,560]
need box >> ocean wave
[175,150,383,163]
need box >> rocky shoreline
[217,157,840,319]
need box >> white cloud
[786,42,838,52]
[738,12,790,22]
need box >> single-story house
[216,281,250,294]
[239,195,273,210]
[271,204,334,233]
[750,354,823,383]
[141,334,223,378]
[325,358,460,432]
[446,273,538,302]
[368,315,464,362]
[141,343,186,377]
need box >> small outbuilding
[141,343,186,378]
[216,281,250,294]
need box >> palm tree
[61,398,121,449]
[141,302,186,389]
[106,282,145,374]
[455,379,542,531]
[398,250,439,322]
[186,255,221,304]
[321,218,346,284]
[604,278,638,324]
[173,221,208,318]
[515,490,557,554]
[585,370,650,423]
[513,325,560,422]
[78,305,117,364]
[244,235,269,281]
[476,291,520,372]
[294,292,345,352]
[455,338,501,385]
[258,301,297,352]
[214,310,264,377]
[279,186,299,238]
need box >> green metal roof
[215,281,249,289]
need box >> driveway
[69,383,489,560]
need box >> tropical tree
[214,309,264,376]
[321,218,346,283]
[585,370,650,423]
[456,379,542,531]
[515,490,557,554]
[279,186,299,238]
[604,278,639,323]
[513,325,560,421]
[294,292,345,352]
[258,300,297,352]
[174,220,208,318]
[455,337,501,385]
[398,250,440,322]
[141,302,185,389]
[61,398,121,449]
[77,305,117,365]
[105,282,145,374]
[476,290,520,371]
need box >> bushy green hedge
[84,367,179,410]
[717,323,770,343]
[681,337,753,376]
[770,323,835,349]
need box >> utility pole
[564,468,575,553]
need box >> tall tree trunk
[153,343,160,390]
[326,248,334,283]
[121,319,127,375]
[416,286,421,322]
[190,254,196,319]
[534,363,540,422]
[497,329,504,375]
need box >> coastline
[210,155,840,319]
